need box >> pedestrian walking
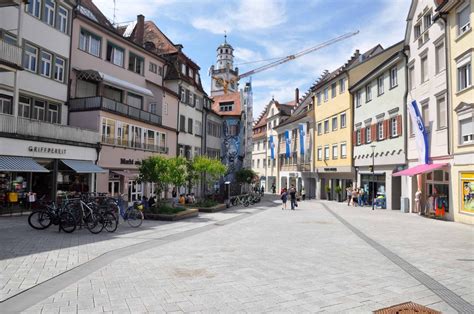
[272,183,276,194]
[352,188,358,207]
[260,186,265,196]
[301,187,306,201]
[358,187,364,206]
[289,185,297,210]
[281,188,288,210]
[346,186,352,206]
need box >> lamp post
[371,145,376,210]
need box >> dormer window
[181,63,186,75]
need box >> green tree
[192,156,227,194]
[167,156,188,193]
[138,156,169,200]
[235,168,257,184]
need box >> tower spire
[224,30,227,44]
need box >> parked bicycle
[105,194,144,229]
[28,198,76,233]
[65,197,105,234]
[231,194,250,207]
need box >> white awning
[0,156,49,173]
[99,72,154,97]
[61,159,106,173]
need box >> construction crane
[213,30,359,94]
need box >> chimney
[136,14,145,46]
[295,88,299,105]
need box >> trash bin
[400,197,409,213]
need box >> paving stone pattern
[11,199,473,313]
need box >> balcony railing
[0,38,22,69]
[0,113,100,144]
[101,136,169,154]
[69,96,163,127]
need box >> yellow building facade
[313,65,356,200]
[438,0,474,224]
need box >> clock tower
[209,34,239,96]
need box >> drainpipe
[402,50,409,166]
[12,1,24,133]
[440,14,451,156]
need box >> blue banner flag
[285,130,291,158]
[269,135,275,160]
[408,100,429,164]
[299,124,305,155]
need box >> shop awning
[0,156,49,173]
[61,159,106,173]
[392,163,448,177]
[112,170,139,179]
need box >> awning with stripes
[61,159,106,173]
[0,156,49,173]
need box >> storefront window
[425,169,450,213]
[461,172,474,214]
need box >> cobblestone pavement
[0,200,274,302]
[0,198,473,313]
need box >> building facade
[68,1,178,201]
[437,0,473,224]
[352,43,406,210]
[0,0,102,210]
[252,109,267,190]
[275,90,316,199]
[401,0,452,219]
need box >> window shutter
[361,128,366,144]
[397,115,402,136]
[384,119,389,139]
[371,124,377,142]
[353,130,357,146]
[178,86,183,101]
[185,90,190,105]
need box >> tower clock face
[215,78,222,87]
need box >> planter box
[144,208,199,221]
[197,203,227,213]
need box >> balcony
[0,113,100,145]
[101,136,169,154]
[69,96,162,127]
[0,38,23,71]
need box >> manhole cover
[373,301,441,314]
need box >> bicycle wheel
[104,212,118,233]
[85,213,105,234]
[59,212,76,233]
[243,200,250,207]
[28,211,51,230]
[126,208,143,228]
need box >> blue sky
[94,0,412,117]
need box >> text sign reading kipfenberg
[28,146,66,154]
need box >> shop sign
[28,146,66,154]
[461,172,474,214]
[324,168,337,172]
[120,158,141,165]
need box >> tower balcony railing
[0,38,23,70]
[69,96,162,127]
[101,136,169,154]
[0,113,100,144]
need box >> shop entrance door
[128,180,143,202]
[108,181,120,197]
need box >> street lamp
[371,145,376,210]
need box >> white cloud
[191,0,286,34]
[234,47,263,63]
[93,0,175,24]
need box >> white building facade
[402,0,452,218]
[352,47,407,210]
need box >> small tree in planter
[167,156,188,197]
[235,168,257,193]
[192,156,227,196]
[335,185,343,202]
[325,184,331,200]
[138,156,169,202]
